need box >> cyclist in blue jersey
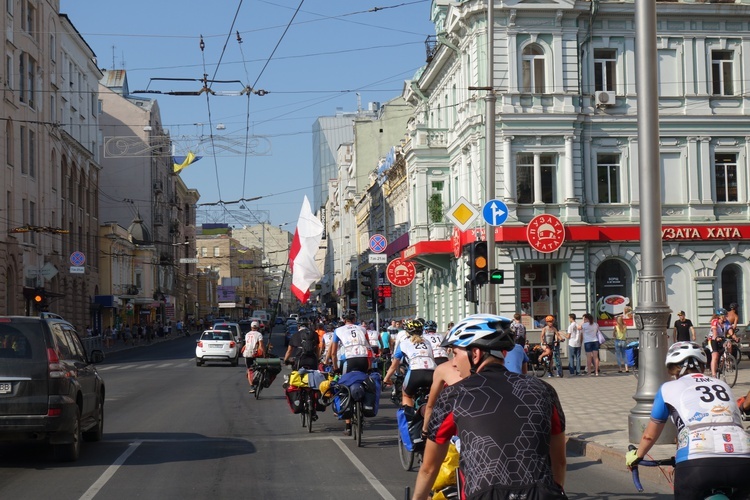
[627,341,750,499]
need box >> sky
[61,0,437,232]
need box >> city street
[0,328,726,499]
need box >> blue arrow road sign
[482,199,509,226]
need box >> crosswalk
[97,360,197,371]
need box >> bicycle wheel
[534,362,546,378]
[354,402,363,447]
[254,371,264,400]
[398,431,415,470]
[306,391,314,433]
[300,394,307,428]
[722,353,738,388]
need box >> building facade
[399,0,750,335]
[1,2,102,330]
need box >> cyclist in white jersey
[384,319,435,407]
[627,341,750,499]
[321,324,334,366]
[422,320,448,365]
[330,311,370,374]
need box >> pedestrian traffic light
[489,269,505,284]
[464,280,477,303]
[469,241,488,285]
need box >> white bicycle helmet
[665,341,707,376]
[441,314,514,351]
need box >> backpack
[299,328,317,356]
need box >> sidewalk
[549,364,750,486]
[93,330,196,355]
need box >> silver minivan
[212,322,243,347]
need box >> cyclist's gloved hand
[626,449,642,468]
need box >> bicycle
[298,386,317,433]
[627,445,735,499]
[398,385,430,471]
[551,340,564,378]
[718,341,738,388]
[251,357,281,400]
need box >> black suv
[0,315,105,461]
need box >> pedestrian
[672,310,696,342]
[581,313,603,376]
[613,315,628,373]
[566,313,582,375]
[413,314,567,500]
[509,312,526,342]
[123,325,132,345]
[726,303,740,335]
[145,324,153,344]
[503,336,529,374]
[103,326,113,348]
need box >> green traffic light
[489,269,504,284]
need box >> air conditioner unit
[595,91,616,107]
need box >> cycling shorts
[434,357,449,366]
[403,369,433,397]
[339,357,369,374]
[469,479,567,500]
[245,357,256,369]
[674,457,750,500]
[707,338,725,354]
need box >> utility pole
[484,0,497,314]
[628,0,674,444]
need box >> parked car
[738,324,750,361]
[0,315,105,461]
[275,316,285,325]
[196,330,239,366]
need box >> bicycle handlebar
[628,444,675,493]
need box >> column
[502,135,514,201]
[533,153,543,204]
[564,135,575,201]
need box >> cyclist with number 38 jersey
[627,341,750,499]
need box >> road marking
[136,364,156,369]
[332,437,397,500]
[79,440,142,500]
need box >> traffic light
[360,269,377,309]
[489,269,505,284]
[464,280,477,304]
[31,288,48,311]
[469,241,488,285]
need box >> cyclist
[330,310,371,435]
[283,319,319,371]
[626,341,750,499]
[707,309,728,378]
[540,315,561,377]
[413,314,567,500]
[384,319,436,407]
[243,321,265,394]
[320,323,334,367]
[422,320,449,365]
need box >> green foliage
[428,193,443,224]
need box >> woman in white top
[580,313,603,376]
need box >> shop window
[715,152,738,202]
[518,263,558,329]
[594,259,633,327]
[721,264,742,311]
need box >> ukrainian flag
[173,151,202,173]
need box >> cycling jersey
[394,337,436,371]
[427,364,565,499]
[423,331,448,359]
[393,329,409,351]
[332,323,370,359]
[367,329,380,350]
[322,331,333,355]
[650,373,750,463]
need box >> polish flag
[289,196,324,303]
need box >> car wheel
[83,397,104,442]
[231,356,239,367]
[196,358,203,366]
[54,407,81,462]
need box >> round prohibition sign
[369,234,388,254]
[70,251,86,266]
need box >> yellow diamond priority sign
[446,196,480,232]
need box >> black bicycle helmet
[344,309,357,322]
[404,318,424,334]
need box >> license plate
[0,383,11,394]
[210,344,222,349]
[741,343,749,348]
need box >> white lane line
[332,437,397,500]
[155,363,174,368]
[97,366,118,371]
[135,364,155,369]
[79,440,142,500]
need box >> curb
[566,437,673,490]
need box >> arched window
[721,264,742,310]
[595,259,633,325]
[522,44,546,93]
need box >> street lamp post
[628,0,674,444]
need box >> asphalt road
[0,328,673,500]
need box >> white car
[196,330,239,366]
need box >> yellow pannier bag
[288,370,309,388]
[431,441,459,500]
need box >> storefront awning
[402,240,453,270]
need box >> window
[201,247,207,257]
[712,51,734,96]
[49,33,56,62]
[28,129,35,178]
[516,153,556,204]
[24,2,35,35]
[597,153,620,203]
[521,44,545,93]
[17,53,34,106]
[213,247,220,257]
[721,264,742,312]
[594,49,616,92]
[7,0,13,16]
[5,120,12,166]
[19,126,26,174]
[431,181,444,192]
[18,54,24,100]
[28,200,35,244]
[518,263,558,328]
[715,152,738,202]
[5,54,12,90]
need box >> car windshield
[202,332,231,341]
